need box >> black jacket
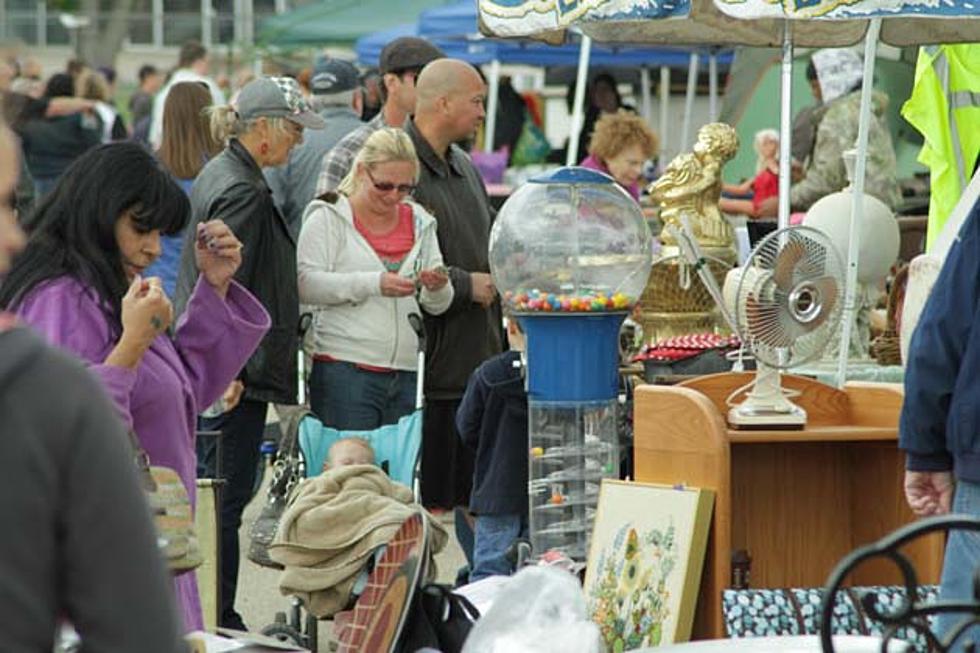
[405,119,503,399]
[0,328,184,652]
[456,350,528,515]
[18,113,102,181]
[175,138,299,405]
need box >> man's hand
[470,272,496,308]
[904,470,954,517]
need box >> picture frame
[584,480,714,651]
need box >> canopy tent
[257,0,454,48]
[355,24,731,70]
[358,1,732,157]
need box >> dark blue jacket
[900,199,980,481]
[456,350,528,516]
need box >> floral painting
[584,481,713,651]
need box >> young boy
[456,319,528,582]
[321,437,375,472]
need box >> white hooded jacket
[297,195,452,371]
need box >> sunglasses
[366,168,416,195]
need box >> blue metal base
[517,312,626,402]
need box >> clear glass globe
[489,168,653,314]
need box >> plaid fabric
[315,113,386,195]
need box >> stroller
[260,314,427,651]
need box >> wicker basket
[870,264,908,367]
[637,253,733,342]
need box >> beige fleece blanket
[268,465,447,617]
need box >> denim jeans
[936,479,980,647]
[470,513,528,582]
[309,359,416,430]
[196,398,267,630]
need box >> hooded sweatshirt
[297,195,453,371]
[456,350,529,516]
[0,326,184,652]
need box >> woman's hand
[106,276,173,369]
[418,267,449,291]
[195,220,242,299]
[380,272,416,298]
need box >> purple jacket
[579,154,641,201]
[15,274,270,632]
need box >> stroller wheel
[261,622,305,646]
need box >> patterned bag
[129,431,203,572]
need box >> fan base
[727,406,807,430]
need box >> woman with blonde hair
[298,126,452,430]
[173,75,324,631]
[580,109,659,202]
[76,69,126,141]
[146,81,222,296]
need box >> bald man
[405,59,503,514]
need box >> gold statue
[650,122,739,249]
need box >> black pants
[420,398,475,510]
[197,398,267,630]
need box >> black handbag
[246,409,309,569]
[397,583,480,653]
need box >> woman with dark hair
[146,81,221,296]
[18,72,102,198]
[0,141,271,633]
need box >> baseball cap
[310,57,360,95]
[235,76,325,129]
[379,37,445,75]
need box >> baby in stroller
[269,436,446,619]
[321,436,375,471]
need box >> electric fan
[722,226,844,428]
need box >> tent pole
[681,53,699,152]
[777,22,794,231]
[484,58,501,153]
[708,51,719,121]
[566,34,592,167]
[640,66,652,126]
[660,65,670,162]
[835,17,882,388]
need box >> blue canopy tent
[356,2,732,156]
[413,0,731,157]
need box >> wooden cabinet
[633,372,944,640]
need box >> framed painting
[584,480,714,651]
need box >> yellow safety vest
[901,44,980,252]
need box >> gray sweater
[0,327,184,652]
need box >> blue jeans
[309,359,416,430]
[196,398,267,630]
[471,513,528,582]
[936,479,980,647]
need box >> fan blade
[772,238,806,292]
[800,276,839,331]
[746,295,794,349]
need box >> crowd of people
[0,35,511,643]
[0,32,957,651]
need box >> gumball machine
[489,167,653,561]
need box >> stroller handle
[407,313,426,352]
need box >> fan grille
[735,226,844,368]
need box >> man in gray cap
[315,36,444,195]
[266,57,363,236]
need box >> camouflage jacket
[791,90,902,211]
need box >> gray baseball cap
[235,76,325,129]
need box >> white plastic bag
[462,566,602,653]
